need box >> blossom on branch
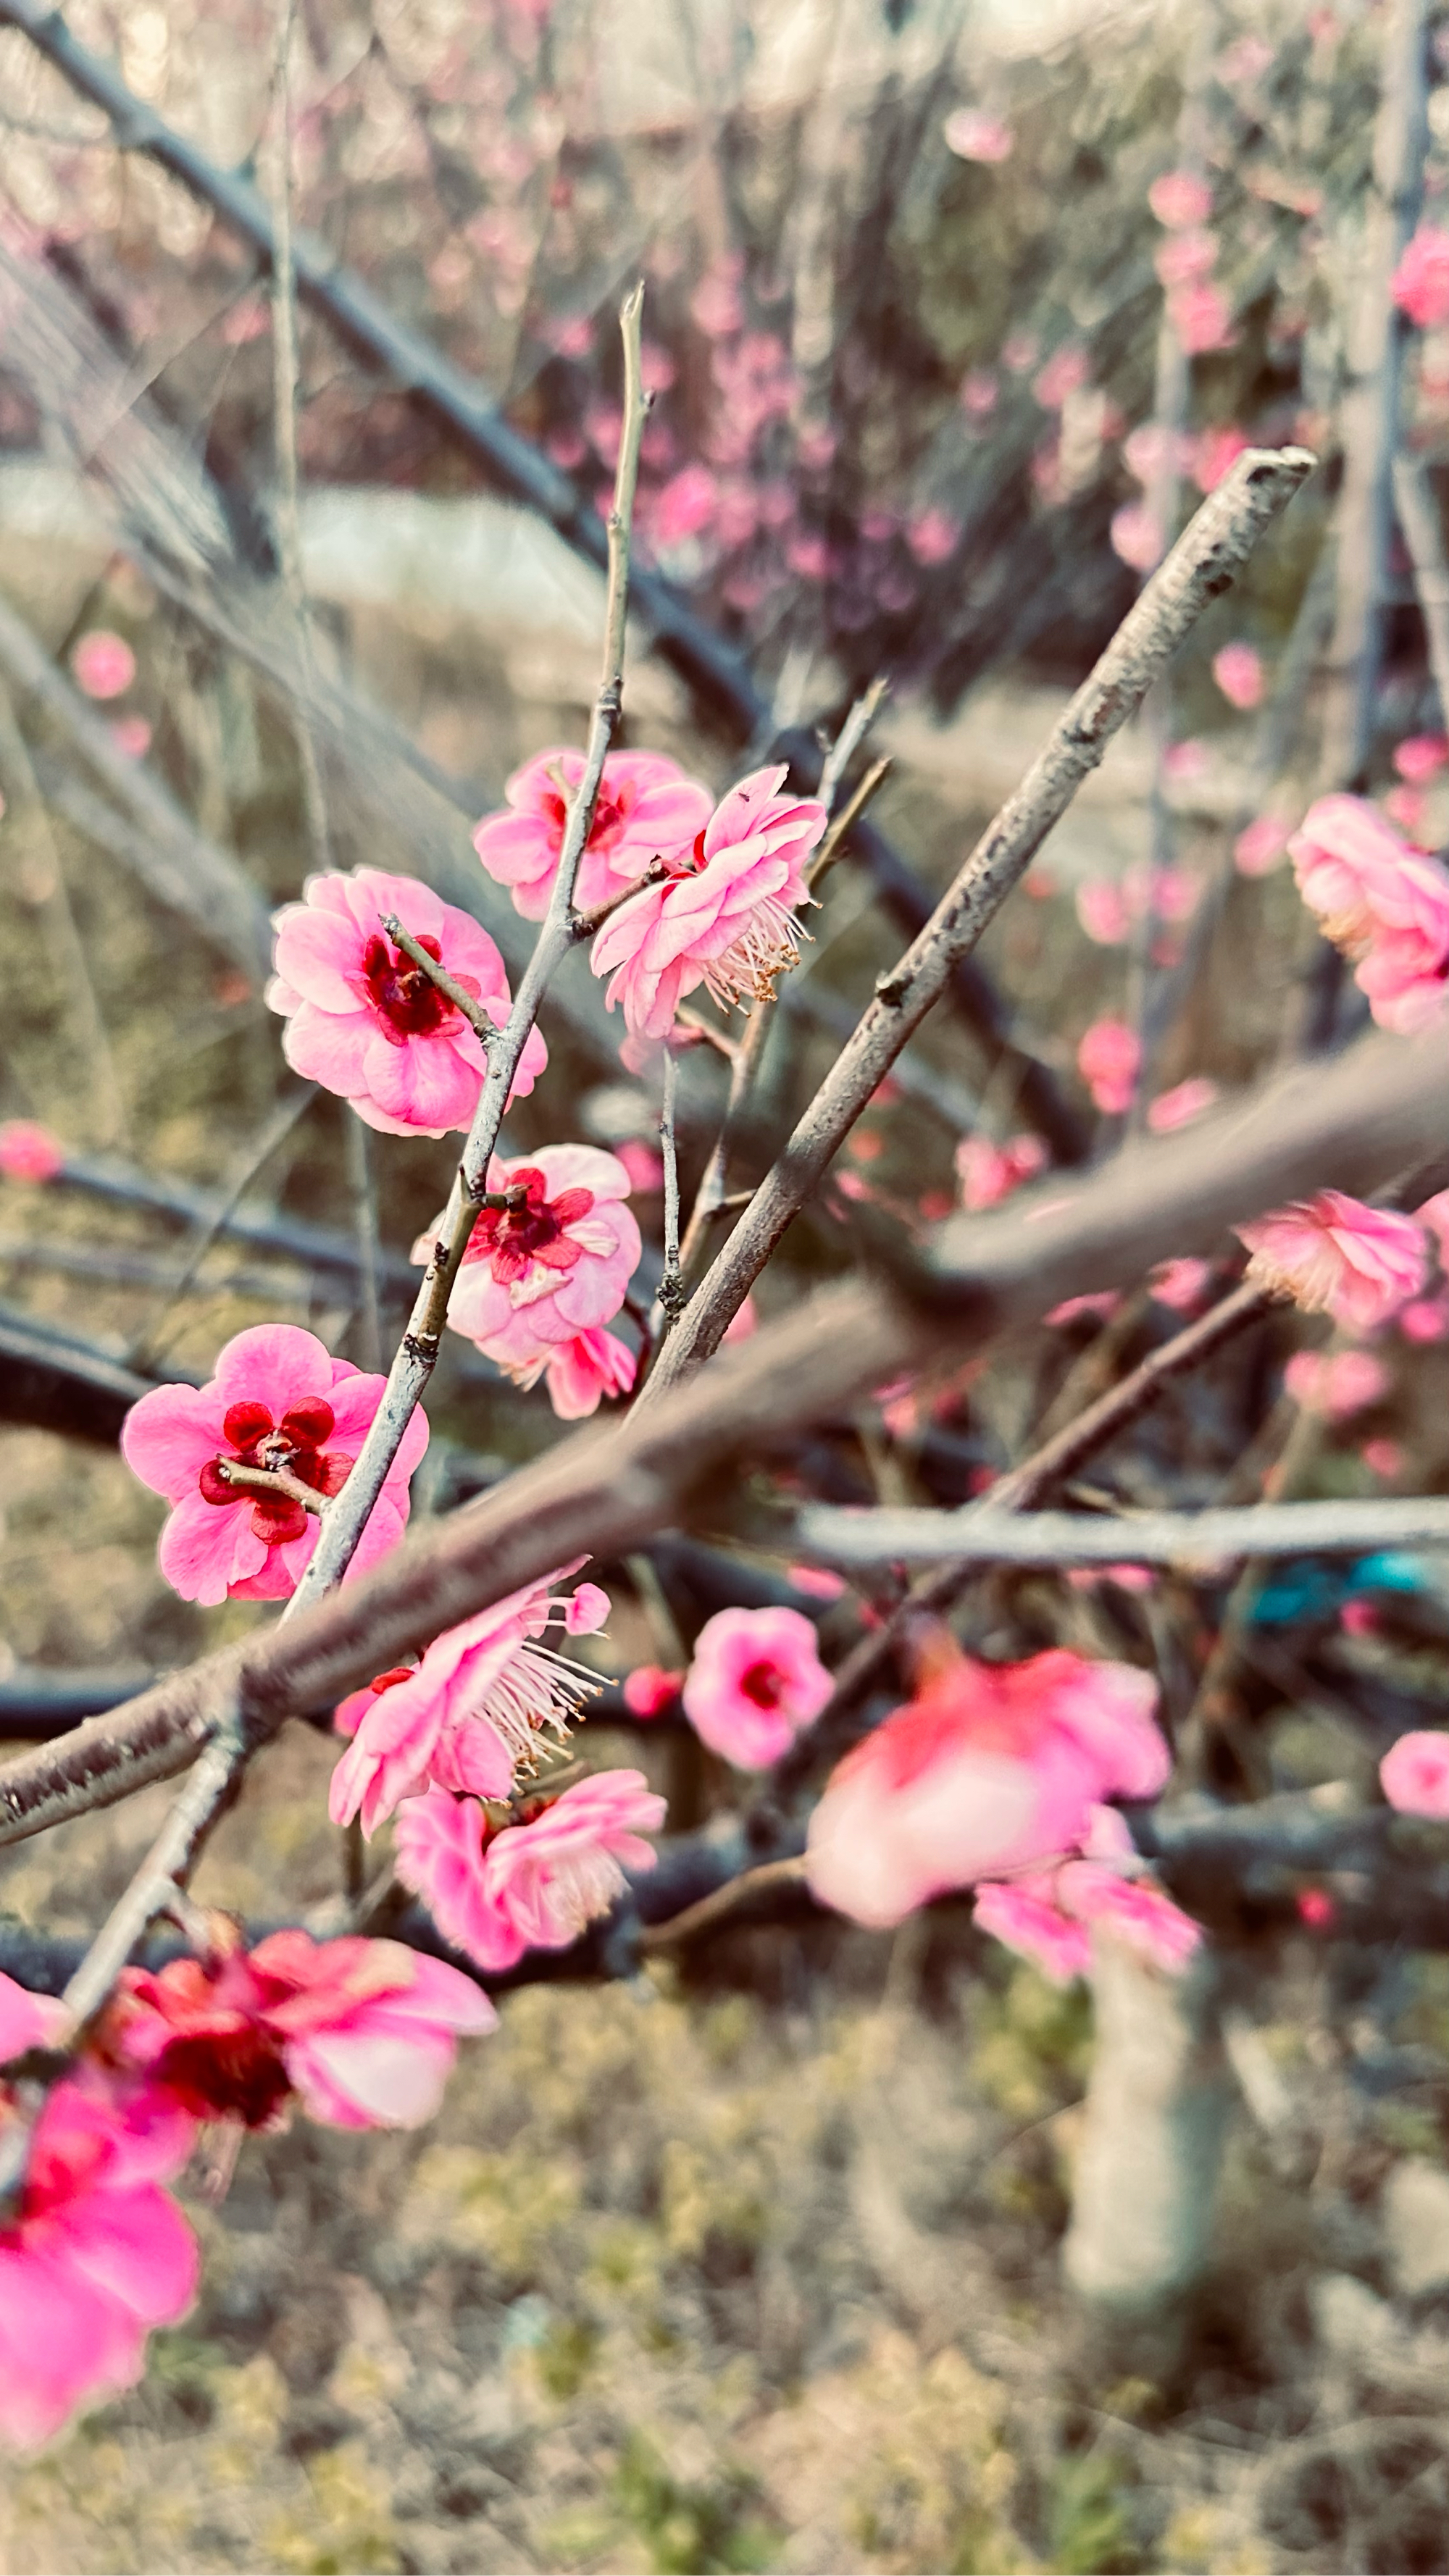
[395,1770,666,1969]
[590,764,825,1038]
[954,1132,1048,1209]
[526,1325,637,1418]
[682,1605,834,1768]
[1379,1729,1449,1819]
[330,1568,609,1834]
[805,1647,1167,1929]
[106,1930,494,2132]
[0,2049,196,2450]
[1212,642,1264,710]
[120,1323,428,1605]
[267,867,546,1136]
[472,748,712,921]
[417,1145,641,1379]
[1236,1193,1427,1332]
[1392,225,1449,330]
[1289,795,1449,1032]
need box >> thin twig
[1392,451,1449,728]
[344,1115,383,1374]
[265,0,330,869]
[806,755,892,890]
[640,446,1316,1404]
[637,1855,808,1952]
[378,911,496,1046]
[658,1047,684,1332]
[215,1459,325,1516]
[816,678,890,816]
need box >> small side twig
[637,1855,808,1952]
[378,911,496,1047]
[657,1047,684,1332]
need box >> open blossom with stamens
[472,748,712,921]
[682,1605,834,1768]
[395,1771,666,1970]
[105,1930,494,2133]
[121,1324,427,1605]
[1289,795,1449,1032]
[267,867,546,1136]
[1380,1729,1449,1818]
[0,2006,197,2451]
[417,1146,640,1367]
[806,1649,1167,1931]
[1236,1193,1427,1333]
[590,765,826,1038]
[330,1569,609,1835]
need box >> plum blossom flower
[1193,425,1250,493]
[1155,230,1216,290]
[1392,227,1449,330]
[1395,733,1449,785]
[524,1326,637,1419]
[1362,1436,1403,1479]
[395,1771,666,1969]
[1077,879,1133,944]
[419,1146,640,1381]
[1149,170,1214,229]
[1169,283,1235,354]
[1236,1192,1427,1332]
[806,1648,1167,1930]
[1212,643,1265,710]
[0,2061,198,2451]
[943,108,1013,162]
[954,1132,1048,1209]
[1290,794,1449,1032]
[1282,1348,1389,1419]
[1400,1292,1449,1342]
[591,766,826,1038]
[0,1120,63,1182]
[107,1930,493,2132]
[622,1664,683,1716]
[682,1605,833,1768]
[70,630,135,699]
[267,868,546,1137]
[1077,1019,1140,1114]
[472,749,711,921]
[330,1571,609,1836]
[1381,1730,1449,1817]
[1149,1256,1212,1312]
[1110,502,1162,573]
[974,1827,1200,1984]
[1147,1076,1218,1132]
[1235,815,1290,877]
[121,1323,427,1606]
[906,506,961,566]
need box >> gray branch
[797,1496,1449,1571]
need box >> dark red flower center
[470,1166,595,1287]
[739,1658,785,1710]
[151,2027,293,2130]
[198,1396,351,1547]
[543,785,625,849]
[359,932,478,1045]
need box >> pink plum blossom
[394,1770,666,1969]
[472,748,712,922]
[1395,733,1449,784]
[1392,227,1449,330]
[1235,816,1290,877]
[943,108,1013,163]
[1163,740,1208,785]
[527,1326,637,1418]
[615,1138,664,1193]
[108,716,152,760]
[121,1323,427,1606]
[1147,1076,1218,1132]
[1155,230,1217,290]
[1193,425,1250,493]
[1149,171,1214,229]
[108,1930,493,2132]
[1236,1192,1427,1331]
[1149,1257,1212,1312]
[1212,643,1265,710]
[1282,1347,1389,1418]
[1362,1436,1403,1479]
[1169,283,1235,354]
[0,2062,197,2450]
[419,1146,640,1373]
[960,369,999,418]
[805,1649,1167,1931]
[974,1849,1200,1984]
[591,765,825,1038]
[973,1878,1092,1980]
[650,467,719,547]
[1077,1018,1140,1114]
[0,1119,63,1182]
[330,1567,609,1835]
[1384,785,1429,839]
[1047,1291,1122,1327]
[906,506,961,566]
[1381,1730,1449,1818]
[1033,346,1090,410]
[1400,1292,1449,1343]
[70,630,135,699]
[622,1664,683,1716]
[1110,502,1162,573]
[1077,879,1133,944]
[267,867,545,1137]
[954,1132,1048,1210]
[1290,795,1449,1029]
[682,1605,833,1768]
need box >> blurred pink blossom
[1361,1436,1403,1478]
[1297,1886,1337,1927]
[960,369,999,418]
[1033,346,1089,409]
[1149,171,1214,229]
[1394,732,1449,783]
[1110,502,1162,572]
[1192,425,1250,492]
[723,1295,759,1345]
[789,1565,847,1601]
[943,108,1013,163]
[786,532,831,580]
[1163,738,1208,784]
[1047,1291,1122,1326]
[1154,229,1217,290]
[1001,330,1040,372]
[1382,1729,1449,1816]
[1383,785,1427,838]
[1237,1192,1427,1331]
[1077,1018,1140,1114]
[622,1664,683,1717]
[954,1132,1048,1209]
[1169,283,1235,354]
[806,1649,1166,1931]
[1077,879,1133,944]
[1149,1256,1212,1312]
[220,292,269,346]
[651,465,719,546]
[906,506,961,566]
[0,1119,63,1182]
[1212,642,1265,710]
[108,716,153,760]
[1392,227,1449,330]
[975,1849,1200,1983]
[682,1605,832,1769]
[615,1138,664,1192]
[473,748,711,922]
[691,269,744,338]
[395,1772,665,1969]
[1400,1292,1449,1342]
[1282,1348,1390,1419]
[71,630,135,699]
[1147,1077,1218,1132]
[796,422,838,470]
[1235,815,1290,877]
[1290,793,1449,1032]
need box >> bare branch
[641,446,1316,1402]
[378,911,496,1047]
[798,1495,1449,1571]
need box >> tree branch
[797,1494,1449,1571]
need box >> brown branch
[378,911,496,1047]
